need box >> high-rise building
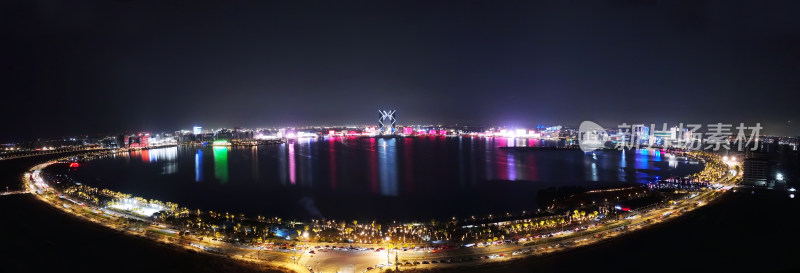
[232,127,253,140]
[139,133,149,147]
[743,153,772,187]
[116,134,126,148]
[215,129,232,141]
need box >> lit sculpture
[378,110,396,135]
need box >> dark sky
[2,0,799,141]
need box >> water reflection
[195,149,203,182]
[251,147,259,180]
[668,154,679,169]
[506,138,516,147]
[109,139,696,196]
[148,147,178,162]
[302,138,314,186]
[403,138,414,193]
[635,149,649,170]
[484,139,494,181]
[377,138,398,196]
[278,143,287,184]
[288,142,296,185]
[507,153,516,181]
[149,147,178,174]
[369,138,378,193]
[213,146,229,183]
[329,138,337,189]
[125,147,179,175]
[589,152,598,181]
[458,137,465,186]
[83,138,704,221]
[525,152,538,181]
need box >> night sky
[2,1,799,141]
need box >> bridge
[0,148,107,161]
[1,190,30,196]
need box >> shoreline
[59,145,705,223]
[17,149,735,272]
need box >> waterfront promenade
[17,150,736,273]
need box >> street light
[256,246,264,260]
[385,236,391,265]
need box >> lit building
[634,125,649,146]
[119,133,151,148]
[743,154,772,187]
[140,133,149,147]
[232,127,253,140]
[215,129,232,141]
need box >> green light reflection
[213,146,229,183]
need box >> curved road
[22,154,736,273]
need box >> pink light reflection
[289,142,296,184]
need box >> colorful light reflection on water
[75,137,703,221]
[213,146,228,183]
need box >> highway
[1,190,30,196]
[24,154,738,273]
[0,147,106,161]
[294,172,736,272]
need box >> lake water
[67,137,702,221]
